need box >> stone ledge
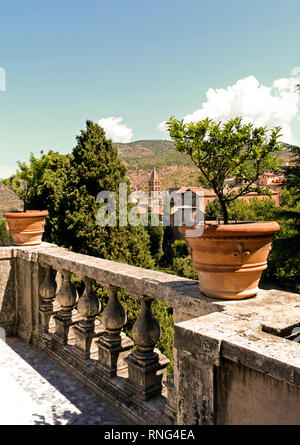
[174,310,300,387]
[174,312,250,366]
[222,335,300,387]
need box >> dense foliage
[146,221,164,262]
[167,116,282,223]
[158,237,198,280]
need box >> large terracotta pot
[179,221,280,300]
[3,210,48,246]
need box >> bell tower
[149,168,161,197]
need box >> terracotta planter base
[198,274,260,300]
[9,234,45,247]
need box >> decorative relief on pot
[232,242,250,264]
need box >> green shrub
[171,239,188,258]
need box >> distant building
[256,172,284,192]
[131,168,164,223]
[148,168,161,197]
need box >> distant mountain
[116,140,295,191]
[115,140,193,170]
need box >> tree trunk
[219,199,229,224]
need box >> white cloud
[98,116,133,143]
[158,75,300,144]
[0,165,16,180]
[157,121,168,133]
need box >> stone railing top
[0,243,211,316]
[175,306,300,387]
[0,243,299,322]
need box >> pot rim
[3,210,48,218]
[179,220,280,237]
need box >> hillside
[116,139,199,191]
[116,140,193,170]
[116,140,295,191]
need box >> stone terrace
[0,242,300,425]
[0,337,127,425]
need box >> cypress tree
[54,120,154,268]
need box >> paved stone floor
[0,336,128,425]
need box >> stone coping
[174,309,300,387]
[2,243,298,320]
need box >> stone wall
[217,360,300,425]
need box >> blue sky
[0,0,300,177]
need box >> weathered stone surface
[72,277,100,360]
[15,257,35,342]
[125,296,169,400]
[96,332,133,377]
[174,312,249,365]
[175,349,215,425]
[216,359,300,425]
[173,295,300,424]
[39,264,57,333]
[126,348,169,401]
[53,271,78,345]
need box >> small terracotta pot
[179,221,280,300]
[3,210,48,246]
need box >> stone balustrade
[0,242,300,425]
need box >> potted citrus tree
[2,157,48,246]
[167,116,281,300]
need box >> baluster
[125,296,169,400]
[164,373,176,420]
[73,277,100,359]
[96,285,133,377]
[52,270,78,344]
[39,264,57,333]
